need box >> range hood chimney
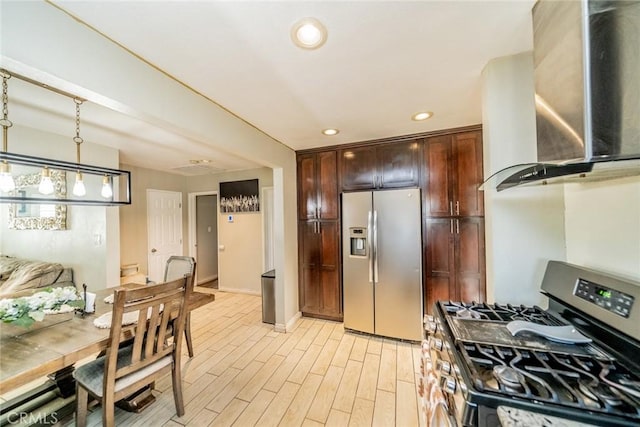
[485,0,640,191]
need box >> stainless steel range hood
[485,0,640,191]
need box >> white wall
[483,51,640,306]
[481,52,566,307]
[0,125,120,291]
[565,177,640,282]
[187,168,274,296]
[218,212,262,294]
[2,1,299,328]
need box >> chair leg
[103,394,115,427]
[75,384,89,427]
[172,362,185,416]
[185,313,194,358]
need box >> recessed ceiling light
[412,111,433,121]
[322,128,339,136]
[291,17,327,50]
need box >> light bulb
[291,18,327,49]
[38,168,54,195]
[73,171,86,197]
[101,175,113,198]
[0,162,15,193]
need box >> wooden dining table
[0,285,215,394]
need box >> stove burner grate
[458,342,640,419]
[443,301,563,325]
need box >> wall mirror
[8,170,67,230]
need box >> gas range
[421,261,640,427]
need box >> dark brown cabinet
[424,217,485,312]
[424,131,484,217]
[340,140,421,191]
[296,125,485,320]
[298,220,342,320]
[297,151,338,220]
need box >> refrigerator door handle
[373,210,379,283]
[367,211,374,283]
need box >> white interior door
[147,189,183,283]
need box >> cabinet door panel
[320,269,341,315]
[297,154,318,220]
[317,151,338,219]
[424,136,453,217]
[378,140,421,188]
[341,146,377,191]
[458,276,483,303]
[453,132,484,216]
[425,218,455,312]
[456,218,485,302]
[319,221,339,268]
[427,277,451,314]
[426,218,454,274]
[319,221,341,317]
[299,221,320,312]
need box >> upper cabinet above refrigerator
[340,139,422,191]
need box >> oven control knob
[426,321,438,334]
[453,364,461,376]
[438,360,451,375]
[431,338,443,352]
[442,376,457,394]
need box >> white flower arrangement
[0,286,83,328]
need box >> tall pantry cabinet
[423,130,485,312]
[297,151,342,320]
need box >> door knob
[151,248,157,253]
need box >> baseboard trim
[197,274,218,285]
[217,286,260,296]
[277,311,301,333]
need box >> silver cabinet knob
[151,248,157,253]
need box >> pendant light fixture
[38,166,54,194]
[0,68,131,206]
[0,71,15,193]
[101,175,113,198]
[72,98,86,197]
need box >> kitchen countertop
[498,406,599,427]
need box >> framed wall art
[220,179,259,213]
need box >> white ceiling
[9,1,536,175]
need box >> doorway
[147,189,183,283]
[188,191,219,288]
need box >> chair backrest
[164,256,196,288]
[104,276,192,395]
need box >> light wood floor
[45,290,424,426]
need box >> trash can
[261,270,275,324]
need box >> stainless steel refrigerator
[342,188,423,341]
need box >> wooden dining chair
[164,256,197,357]
[74,276,192,427]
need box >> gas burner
[456,308,483,319]
[441,301,560,324]
[493,365,525,392]
[578,380,623,407]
